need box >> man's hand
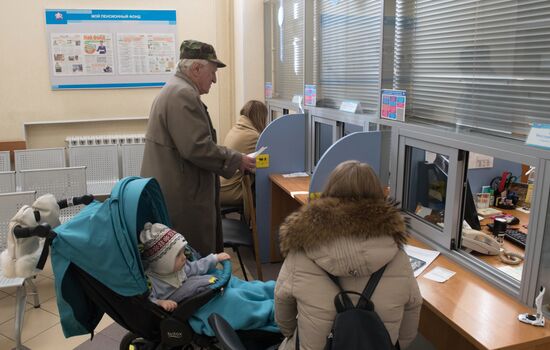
[157,299,177,312]
[239,154,256,174]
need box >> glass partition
[405,148,449,229]
[459,152,533,282]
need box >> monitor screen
[314,122,334,166]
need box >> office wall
[0,0,234,146]
[233,0,265,118]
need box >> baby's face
[173,251,187,272]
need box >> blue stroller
[13,177,281,350]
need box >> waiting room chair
[19,166,87,223]
[0,171,16,194]
[0,151,10,172]
[120,143,145,178]
[0,191,40,350]
[68,144,119,195]
[221,175,263,281]
[14,148,66,190]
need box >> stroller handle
[13,222,53,239]
[57,194,94,209]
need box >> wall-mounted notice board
[45,9,178,90]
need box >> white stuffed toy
[0,194,60,278]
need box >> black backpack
[297,264,398,350]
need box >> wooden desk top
[269,173,310,205]
[411,237,550,350]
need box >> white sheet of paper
[423,266,456,283]
[498,265,523,281]
[282,172,309,178]
[248,146,268,158]
[404,244,440,277]
[290,191,309,198]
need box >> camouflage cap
[179,40,226,68]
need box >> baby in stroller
[140,222,231,312]
[139,221,279,338]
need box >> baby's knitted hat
[140,222,187,276]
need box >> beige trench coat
[220,116,260,206]
[275,198,422,350]
[141,71,241,255]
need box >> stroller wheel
[120,332,150,350]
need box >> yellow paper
[256,154,270,168]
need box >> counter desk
[268,173,550,350]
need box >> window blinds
[312,0,383,112]
[272,0,305,100]
[394,0,550,136]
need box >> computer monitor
[415,155,481,230]
[431,154,481,230]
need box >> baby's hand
[157,299,177,312]
[216,252,231,261]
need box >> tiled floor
[0,248,276,350]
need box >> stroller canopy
[51,176,171,336]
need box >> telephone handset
[461,228,501,255]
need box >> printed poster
[45,9,177,89]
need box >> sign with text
[526,123,550,150]
[304,84,317,106]
[45,9,177,90]
[339,100,360,113]
[265,82,273,99]
[381,89,406,121]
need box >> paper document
[290,191,309,198]
[404,244,440,277]
[282,172,309,178]
[248,146,268,158]
[423,266,455,283]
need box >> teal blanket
[190,277,279,336]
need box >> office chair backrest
[241,174,263,280]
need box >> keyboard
[504,229,526,248]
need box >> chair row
[0,144,145,196]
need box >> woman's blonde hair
[240,100,268,133]
[321,160,385,200]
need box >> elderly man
[141,39,256,256]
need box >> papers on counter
[290,191,309,198]
[404,244,440,277]
[282,172,309,178]
[423,266,456,283]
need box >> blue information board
[45,9,178,90]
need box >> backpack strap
[357,264,387,308]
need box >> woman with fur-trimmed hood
[275,160,422,350]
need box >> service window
[398,137,462,248]
[458,152,536,282]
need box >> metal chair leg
[14,284,27,350]
[233,247,248,281]
[25,278,40,308]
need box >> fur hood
[279,198,408,257]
